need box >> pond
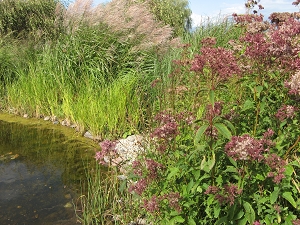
[0,114,100,225]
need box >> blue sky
[81,0,300,27]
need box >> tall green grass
[77,163,139,225]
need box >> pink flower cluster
[225,129,277,161]
[265,153,287,184]
[205,183,242,205]
[285,71,300,96]
[143,195,159,213]
[95,140,117,165]
[129,158,163,195]
[129,178,148,195]
[142,192,181,214]
[190,44,241,86]
[150,111,180,153]
[275,105,298,121]
[232,13,264,25]
[225,134,268,161]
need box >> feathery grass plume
[63,0,94,32]
[64,0,173,51]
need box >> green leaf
[255,173,265,181]
[285,165,294,177]
[214,216,227,225]
[243,201,255,224]
[209,89,215,105]
[200,154,215,173]
[224,166,238,173]
[214,123,232,139]
[254,85,263,98]
[194,124,209,145]
[188,218,197,225]
[282,192,297,208]
[214,204,221,218]
[170,216,185,223]
[187,180,194,193]
[200,156,207,171]
[167,167,179,180]
[270,187,280,204]
[259,97,266,113]
[192,170,200,180]
[229,157,237,168]
[223,119,236,135]
[233,210,245,220]
[238,217,248,225]
[242,99,254,111]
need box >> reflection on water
[0,115,99,225]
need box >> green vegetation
[0,0,300,224]
[137,0,192,36]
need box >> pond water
[0,114,100,225]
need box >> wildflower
[275,105,298,121]
[129,178,148,195]
[165,192,181,212]
[205,183,242,205]
[253,221,262,225]
[204,186,219,194]
[150,121,179,140]
[145,159,163,179]
[143,195,159,213]
[204,125,219,140]
[225,134,265,161]
[95,140,117,165]
[265,153,286,184]
[293,219,300,225]
[132,160,143,176]
[285,71,300,96]
[190,46,240,85]
[201,37,216,47]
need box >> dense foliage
[136,0,192,36]
[0,0,300,224]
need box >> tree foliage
[0,0,63,40]
[137,0,192,36]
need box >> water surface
[0,114,99,225]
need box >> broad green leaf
[285,164,294,176]
[194,124,209,145]
[224,166,238,173]
[238,217,248,225]
[167,167,179,180]
[255,174,265,181]
[214,123,232,139]
[223,119,236,135]
[260,97,266,113]
[192,170,200,180]
[188,218,197,225]
[215,216,227,225]
[242,99,254,111]
[282,192,297,208]
[187,180,194,193]
[214,204,221,218]
[208,153,216,171]
[169,216,185,223]
[254,85,263,98]
[243,201,255,224]
[270,187,280,204]
[233,210,245,220]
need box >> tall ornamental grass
[2,0,175,137]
